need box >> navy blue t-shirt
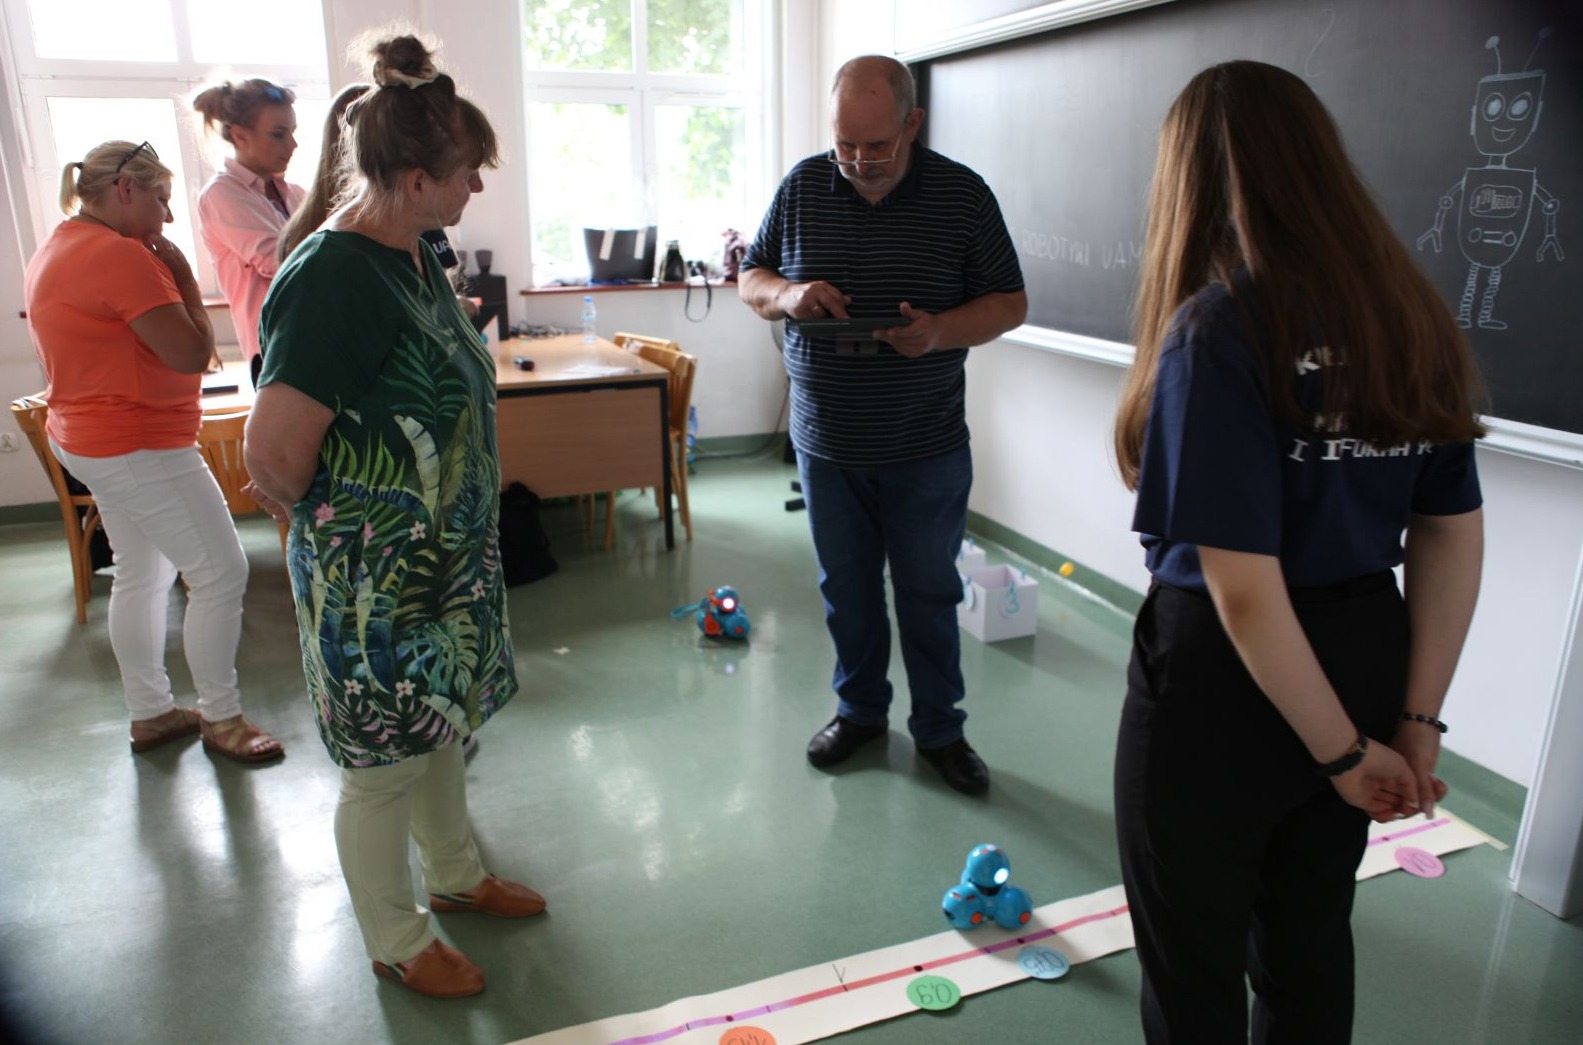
[1133,281,1482,591]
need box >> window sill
[520,280,732,297]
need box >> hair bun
[369,35,438,89]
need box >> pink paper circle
[1395,846,1445,878]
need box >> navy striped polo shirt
[743,146,1024,467]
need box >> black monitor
[584,226,657,283]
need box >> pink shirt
[197,156,305,363]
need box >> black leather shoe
[917,738,990,795]
[806,715,888,768]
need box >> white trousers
[52,443,249,723]
[335,742,487,965]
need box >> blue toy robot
[941,843,1033,931]
[672,586,750,639]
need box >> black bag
[498,483,558,586]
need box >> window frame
[0,0,329,294]
[519,0,776,281]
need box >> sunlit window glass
[27,0,176,62]
[523,0,633,72]
[646,0,743,75]
[655,104,745,267]
[189,0,327,65]
[528,102,638,283]
[46,97,197,263]
[281,98,328,191]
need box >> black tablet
[787,316,904,338]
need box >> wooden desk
[493,335,674,550]
[200,360,255,413]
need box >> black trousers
[1114,574,1408,1045]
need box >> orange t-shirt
[24,220,199,457]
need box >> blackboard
[920,0,1583,437]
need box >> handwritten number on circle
[1018,945,1071,980]
[1395,846,1445,878]
[719,1029,776,1045]
[906,974,962,1011]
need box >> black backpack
[498,483,558,586]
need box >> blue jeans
[797,445,972,748]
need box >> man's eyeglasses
[114,141,156,175]
[826,132,903,170]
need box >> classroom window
[521,0,767,284]
[2,0,330,295]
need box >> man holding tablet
[739,55,1027,795]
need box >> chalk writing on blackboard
[1417,30,1565,331]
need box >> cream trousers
[334,741,487,965]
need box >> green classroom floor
[0,453,1578,1044]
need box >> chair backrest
[9,395,91,510]
[612,331,680,357]
[634,343,697,435]
[196,410,260,514]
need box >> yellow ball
[1059,561,1075,577]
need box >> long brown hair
[1114,60,1486,489]
[277,82,369,262]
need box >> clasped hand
[243,481,292,525]
[1331,737,1448,823]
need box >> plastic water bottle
[581,294,597,345]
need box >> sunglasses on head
[114,141,156,174]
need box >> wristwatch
[1315,733,1368,777]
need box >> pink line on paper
[1367,817,1451,847]
[604,905,1131,1045]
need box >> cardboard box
[957,564,1038,642]
[955,538,987,575]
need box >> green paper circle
[906,974,962,1011]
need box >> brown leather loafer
[371,939,484,998]
[429,874,547,918]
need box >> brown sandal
[129,706,201,753]
[199,714,285,765]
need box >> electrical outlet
[0,432,18,453]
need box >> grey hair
[831,55,916,118]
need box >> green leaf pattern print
[279,298,516,769]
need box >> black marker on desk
[512,355,535,371]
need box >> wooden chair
[639,344,697,542]
[604,332,697,545]
[196,411,260,514]
[579,333,691,548]
[9,395,101,624]
[197,409,287,551]
[611,331,680,357]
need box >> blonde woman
[193,77,304,384]
[23,140,283,763]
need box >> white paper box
[957,564,1038,642]
[955,539,987,575]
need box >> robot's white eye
[1511,93,1533,119]
[994,868,1009,884]
[1484,93,1506,119]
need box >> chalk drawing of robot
[1418,31,1564,330]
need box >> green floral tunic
[258,231,516,768]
